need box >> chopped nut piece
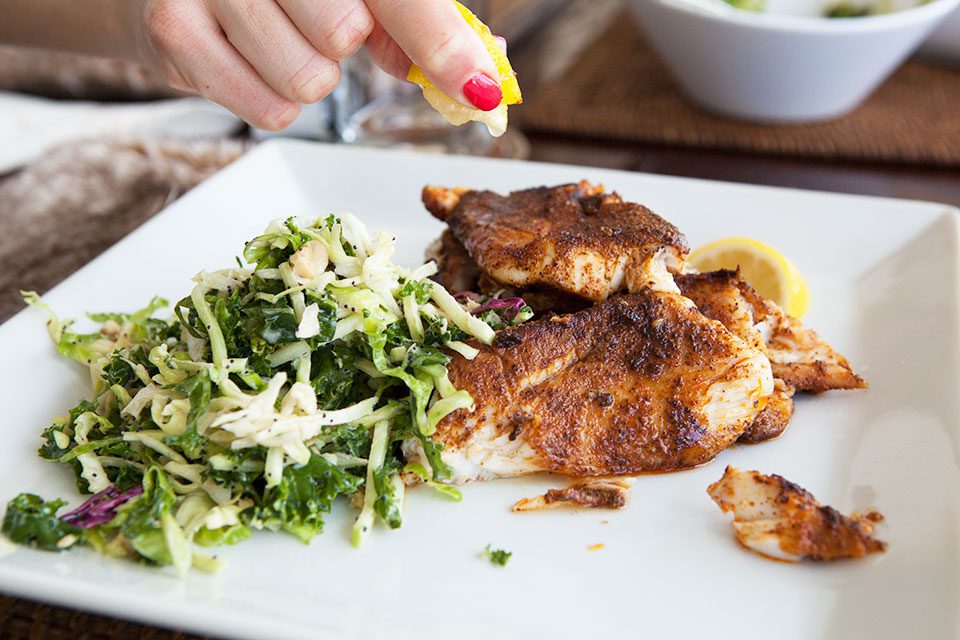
[289,240,328,280]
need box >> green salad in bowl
[720,0,931,16]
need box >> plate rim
[1,138,958,639]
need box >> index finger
[364,0,502,111]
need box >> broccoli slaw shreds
[5,213,528,573]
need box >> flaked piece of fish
[676,270,866,393]
[512,477,636,512]
[708,466,886,562]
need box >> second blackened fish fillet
[423,182,688,301]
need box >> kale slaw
[3,213,530,573]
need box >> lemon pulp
[406,1,522,137]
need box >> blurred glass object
[333,53,499,154]
[250,100,337,142]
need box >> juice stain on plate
[586,543,606,551]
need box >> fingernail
[462,73,502,112]
[264,102,300,130]
[494,36,507,54]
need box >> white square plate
[1,140,958,640]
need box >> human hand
[133,0,503,130]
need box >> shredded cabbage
[9,212,531,573]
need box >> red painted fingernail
[462,73,502,112]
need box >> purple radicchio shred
[60,485,144,529]
[453,291,482,303]
[472,297,527,320]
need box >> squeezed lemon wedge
[687,237,810,318]
[406,1,522,137]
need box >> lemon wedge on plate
[687,237,810,318]
[406,1,522,137]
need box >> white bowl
[919,4,960,65]
[624,0,960,122]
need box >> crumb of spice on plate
[586,543,605,551]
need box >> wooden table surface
[512,0,960,208]
[526,136,960,207]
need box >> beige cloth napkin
[0,91,242,174]
[0,137,251,322]
[0,47,253,321]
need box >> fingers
[364,22,412,80]
[211,0,340,104]
[364,0,502,111]
[184,37,302,130]
[276,0,374,61]
[366,23,508,82]
[143,0,299,129]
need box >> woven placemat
[0,593,212,640]
[521,12,960,166]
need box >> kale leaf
[398,278,433,304]
[259,305,300,344]
[326,424,372,459]
[373,463,403,530]
[483,545,512,567]
[2,493,82,552]
[303,293,339,344]
[257,454,363,543]
[311,344,362,409]
[164,371,212,459]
